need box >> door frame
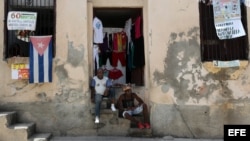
[87,0,150,103]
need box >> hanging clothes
[93,17,104,44]
[112,31,127,67]
[124,18,132,46]
[108,67,123,80]
[131,15,145,68]
[134,15,142,39]
[112,51,126,67]
[99,33,112,66]
[92,16,104,72]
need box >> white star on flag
[38,42,44,48]
[30,36,51,56]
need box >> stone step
[128,128,153,138]
[28,133,52,141]
[0,111,53,141]
[94,117,131,136]
[9,123,36,138]
[0,111,17,126]
[90,108,118,115]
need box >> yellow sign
[11,63,29,80]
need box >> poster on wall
[11,63,29,80]
[7,11,37,30]
[212,0,246,39]
[213,60,240,67]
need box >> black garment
[131,19,145,68]
[109,33,113,50]
[133,36,145,67]
[122,95,135,108]
[126,42,131,83]
[99,33,112,66]
[118,93,135,117]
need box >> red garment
[135,16,142,39]
[121,31,127,51]
[112,52,126,67]
[108,68,123,80]
[113,32,127,52]
[113,33,118,51]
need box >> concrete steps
[91,98,152,137]
[128,115,153,137]
[0,111,52,141]
[129,128,153,138]
[28,133,52,141]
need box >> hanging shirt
[135,16,142,39]
[113,33,118,51]
[124,18,132,48]
[93,17,103,44]
[117,32,123,52]
[108,68,123,80]
[121,31,127,51]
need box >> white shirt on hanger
[93,17,104,44]
[124,18,132,44]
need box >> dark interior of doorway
[93,8,145,86]
[94,8,142,28]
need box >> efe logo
[224,125,250,141]
[228,129,246,136]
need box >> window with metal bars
[4,0,56,59]
[199,0,249,62]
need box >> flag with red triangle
[29,35,53,83]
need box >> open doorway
[93,8,145,86]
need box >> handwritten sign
[215,20,246,39]
[213,0,246,39]
[7,11,37,30]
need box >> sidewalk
[51,136,223,141]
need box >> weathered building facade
[0,0,250,139]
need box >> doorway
[91,7,145,86]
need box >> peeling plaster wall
[0,0,250,138]
[148,0,250,138]
[0,0,94,136]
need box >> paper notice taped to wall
[214,20,246,39]
[213,0,246,39]
[7,11,37,30]
[213,60,240,68]
[11,63,29,80]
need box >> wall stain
[67,41,85,67]
[153,27,231,104]
[36,92,49,102]
[6,80,29,97]
[5,37,87,102]
[54,36,87,103]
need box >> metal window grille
[4,0,56,59]
[199,0,249,62]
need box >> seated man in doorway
[116,84,150,129]
[90,68,117,124]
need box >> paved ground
[51,136,223,141]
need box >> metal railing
[4,0,56,59]
[199,1,249,62]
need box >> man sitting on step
[91,68,117,124]
[116,84,150,129]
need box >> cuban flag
[29,35,53,83]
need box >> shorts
[122,105,143,118]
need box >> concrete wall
[0,0,94,136]
[148,0,250,138]
[0,0,250,138]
